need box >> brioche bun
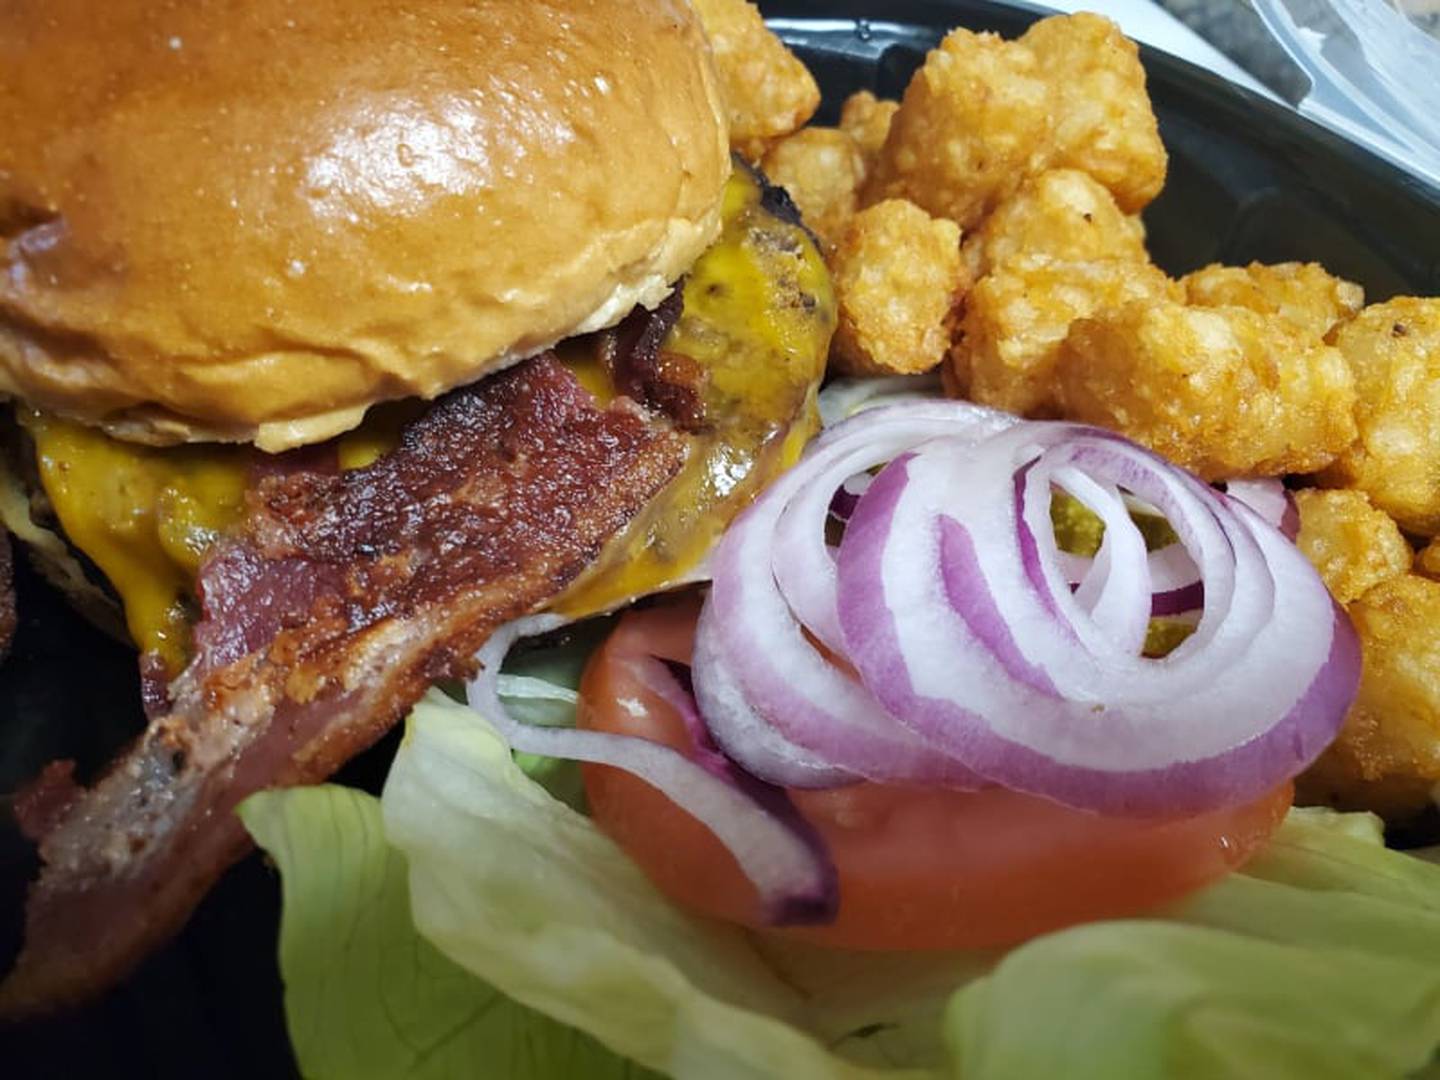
[0,0,729,451]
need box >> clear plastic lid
[1251,0,1440,184]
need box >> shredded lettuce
[247,691,1440,1079]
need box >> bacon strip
[0,355,687,1014]
[601,288,707,432]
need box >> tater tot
[838,90,898,169]
[1018,13,1166,213]
[953,255,1177,415]
[962,169,1148,281]
[691,0,819,160]
[1318,298,1440,536]
[1293,488,1412,604]
[864,14,1165,231]
[1419,538,1440,581]
[1058,301,1358,480]
[1182,262,1364,341]
[1297,574,1440,822]
[862,27,1051,229]
[760,127,865,250]
[830,199,965,376]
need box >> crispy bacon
[0,355,687,1014]
[601,288,708,432]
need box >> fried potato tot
[1058,301,1358,480]
[839,90,899,171]
[692,0,819,160]
[863,14,1163,229]
[953,255,1177,415]
[760,127,865,250]
[1297,574,1440,822]
[830,199,965,376]
[962,168,1148,281]
[1318,297,1440,536]
[1294,488,1412,604]
[1182,261,1364,341]
[1418,538,1440,581]
[1019,12,1166,212]
[862,27,1051,229]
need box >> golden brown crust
[1419,538,1440,581]
[1297,573,1440,822]
[760,128,866,250]
[1058,300,1358,480]
[838,92,899,172]
[1181,261,1364,341]
[1318,297,1440,536]
[829,200,965,376]
[956,255,1176,417]
[692,0,819,160]
[861,14,1164,231]
[0,0,729,450]
[1293,488,1412,605]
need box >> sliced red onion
[827,472,872,524]
[691,605,858,789]
[695,402,1016,789]
[1064,539,1204,617]
[1224,478,1299,540]
[465,615,837,924]
[1146,544,1204,615]
[1050,466,1151,655]
[833,424,1358,815]
[1054,501,1203,617]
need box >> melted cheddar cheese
[555,166,835,616]
[21,409,250,672]
[21,164,835,667]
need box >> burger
[12,5,1440,1076]
[0,0,833,1012]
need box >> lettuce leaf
[948,919,1440,1080]
[239,784,653,1080]
[380,691,1440,1080]
[381,694,913,1080]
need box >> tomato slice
[578,595,1292,951]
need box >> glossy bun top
[0,0,729,449]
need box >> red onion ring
[463,615,837,924]
[694,402,1017,789]
[457,402,1356,922]
[1145,544,1204,616]
[827,472,872,524]
[832,424,1357,815]
[1224,478,1300,540]
[1059,527,1203,617]
[1050,481,1296,623]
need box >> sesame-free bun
[0,0,729,451]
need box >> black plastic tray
[5,2,1440,1074]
